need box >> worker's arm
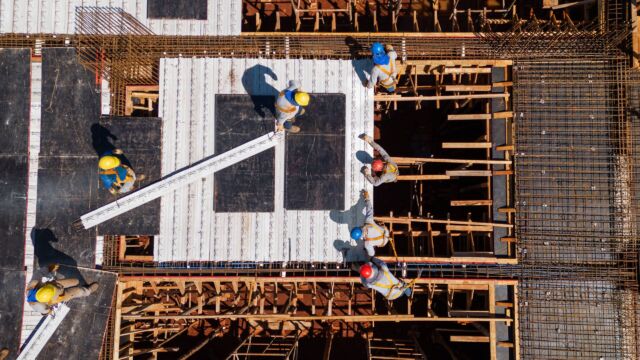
[388,49,398,76]
[367,67,381,88]
[362,168,385,187]
[364,196,376,224]
[287,80,301,91]
[364,242,376,257]
[369,140,393,163]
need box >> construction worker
[25,273,99,315]
[350,190,390,258]
[98,149,139,195]
[359,258,411,300]
[359,134,399,186]
[366,42,398,93]
[275,80,310,133]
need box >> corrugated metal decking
[158,58,374,263]
[0,0,241,35]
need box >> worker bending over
[275,80,310,133]
[366,42,398,93]
[360,134,399,186]
[26,269,99,315]
[351,190,390,257]
[359,258,411,300]
[98,149,140,195]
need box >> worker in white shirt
[274,80,310,133]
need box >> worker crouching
[359,134,399,186]
[98,149,140,195]
[26,278,99,315]
[359,258,411,300]
[351,190,391,258]
[366,42,398,93]
[275,80,310,133]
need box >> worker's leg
[283,121,300,134]
[60,283,98,302]
[56,278,79,289]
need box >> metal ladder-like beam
[77,132,282,229]
[18,304,70,360]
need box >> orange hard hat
[372,159,385,172]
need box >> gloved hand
[361,166,370,175]
[361,189,370,200]
[359,133,373,144]
[385,44,394,52]
[112,148,124,155]
[298,108,306,116]
[276,123,285,133]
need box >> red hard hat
[372,159,385,172]
[359,263,374,279]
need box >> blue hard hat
[350,227,363,240]
[371,42,385,57]
[373,54,390,65]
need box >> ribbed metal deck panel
[158,58,374,263]
[0,0,241,35]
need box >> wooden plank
[447,224,493,232]
[496,145,514,151]
[500,236,517,243]
[113,282,123,360]
[377,256,518,265]
[492,111,514,119]
[444,85,492,92]
[448,113,491,120]
[123,314,514,323]
[450,200,493,206]
[393,157,512,165]
[493,170,513,176]
[489,284,497,360]
[375,93,508,102]
[374,216,513,229]
[397,175,451,180]
[446,170,492,177]
[442,142,492,149]
[492,81,513,87]
[498,207,516,214]
[450,335,490,343]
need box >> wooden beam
[442,142,492,149]
[498,207,516,214]
[375,93,508,102]
[121,277,517,286]
[123,314,514,323]
[446,170,492,177]
[448,113,491,121]
[500,236,517,243]
[393,157,511,165]
[374,216,513,229]
[444,85,492,92]
[450,200,493,206]
[397,175,451,181]
[496,145,514,151]
[446,225,493,232]
[378,256,518,265]
[450,335,490,343]
[492,111,514,119]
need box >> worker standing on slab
[26,267,99,315]
[98,149,140,195]
[366,42,398,93]
[359,258,411,300]
[351,190,390,258]
[275,80,310,133]
[359,134,399,186]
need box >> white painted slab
[158,58,374,263]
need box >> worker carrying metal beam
[351,190,390,257]
[275,80,310,133]
[366,42,398,93]
[25,265,99,315]
[98,149,141,195]
[359,134,399,186]
[359,257,411,300]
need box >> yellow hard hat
[35,284,56,303]
[99,155,121,170]
[294,91,310,106]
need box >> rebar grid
[513,56,639,359]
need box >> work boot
[112,148,124,155]
[286,126,301,134]
[87,283,99,293]
[0,348,9,360]
[137,174,146,182]
[48,263,59,273]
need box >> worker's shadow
[90,123,132,168]
[356,150,374,164]
[242,64,279,120]
[30,228,88,285]
[345,36,371,86]
[330,193,369,263]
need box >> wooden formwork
[111,277,518,359]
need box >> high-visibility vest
[375,61,397,89]
[364,223,389,248]
[275,91,297,113]
[99,166,132,186]
[384,162,399,179]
